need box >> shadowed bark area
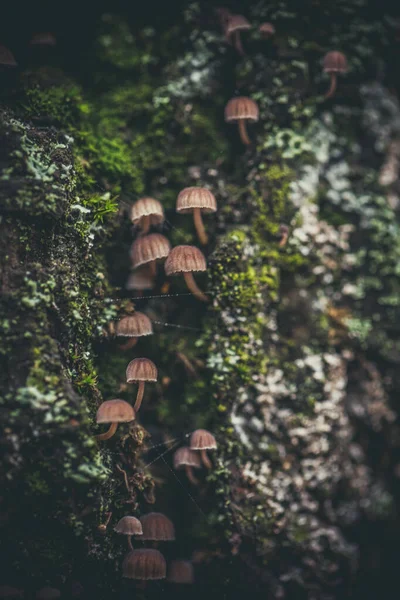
[1,1,400,599]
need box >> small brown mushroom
[30,33,57,46]
[176,187,217,245]
[35,589,60,600]
[165,245,208,303]
[323,51,347,99]
[130,233,171,276]
[125,265,155,294]
[126,358,157,412]
[114,516,143,551]
[190,429,217,469]
[130,197,164,235]
[95,399,135,441]
[122,549,166,580]
[225,15,251,55]
[225,97,259,146]
[140,513,175,542]
[116,313,153,350]
[173,446,202,485]
[0,45,17,67]
[259,22,275,38]
[168,560,194,584]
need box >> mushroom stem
[193,207,208,245]
[200,449,212,469]
[325,73,337,99]
[134,381,145,412]
[148,260,157,277]
[140,215,150,236]
[118,337,138,351]
[95,422,118,441]
[185,465,199,485]
[183,272,209,303]
[234,30,245,55]
[238,120,251,145]
[127,536,133,551]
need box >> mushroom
[225,14,251,55]
[125,265,155,294]
[259,22,275,38]
[173,446,202,485]
[323,51,347,99]
[126,358,157,412]
[114,516,143,551]
[35,589,60,600]
[122,549,166,580]
[115,312,153,350]
[30,33,57,46]
[95,399,135,441]
[0,45,17,67]
[130,197,164,236]
[165,245,208,303]
[176,187,217,245]
[0,587,24,599]
[225,97,259,146]
[190,429,217,469]
[130,233,171,277]
[168,560,194,584]
[140,512,175,542]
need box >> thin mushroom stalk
[185,465,199,485]
[200,449,212,469]
[183,272,209,303]
[96,422,118,441]
[118,337,138,351]
[127,536,133,551]
[325,72,337,99]
[193,207,208,245]
[238,120,250,145]
[234,30,245,55]
[140,215,151,236]
[134,381,145,412]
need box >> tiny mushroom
[168,560,194,584]
[126,358,157,412]
[114,516,143,551]
[116,312,153,350]
[225,97,259,146]
[225,14,251,55]
[130,233,171,277]
[140,513,175,542]
[125,265,155,293]
[30,32,57,46]
[122,549,166,581]
[35,589,60,600]
[190,429,217,469]
[130,197,164,235]
[176,187,217,245]
[323,51,348,99]
[0,45,17,67]
[165,245,208,303]
[259,22,275,38]
[173,446,202,485]
[95,399,135,441]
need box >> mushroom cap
[122,549,166,580]
[165,245,206,276]
[190,429,217,451]
[0,45,17,67]
[140,512,175,541]
[0,587,23,599]
[96,399,135,424]
[130,197,164,226]
[35,589,60,600]
[30,32,57,46]
[168,560,194,584]
[116,313,153,338]
[176,187,217,215]
[125,266,155,291]
[323,51,348,73]
[225,14,251,35]
[114,516,143,536]
[224,97,259,123]
[130,234,171,268]
[259,22,275,35]
[126,358,158,383]
[173,446,202,469]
